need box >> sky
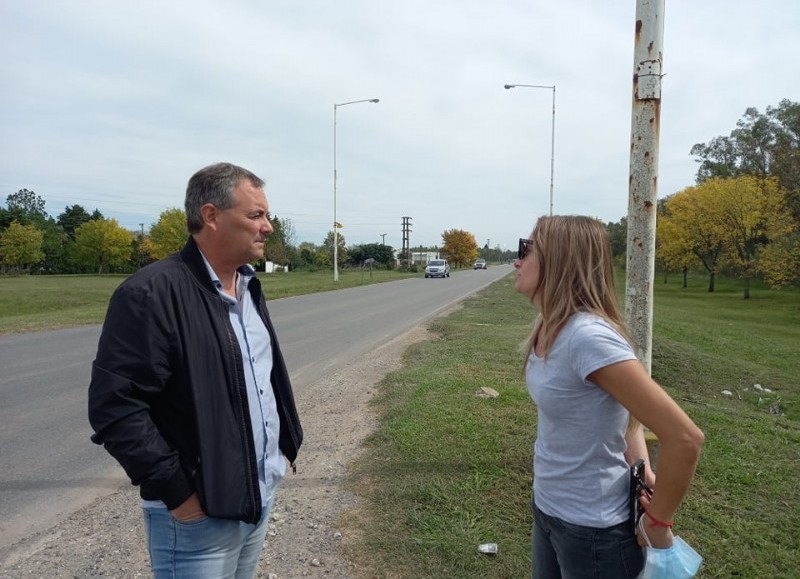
[1,1,798,252]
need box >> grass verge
[343,273,800,578]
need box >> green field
[342,273,800,578]
[0,268,418,335]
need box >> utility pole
[380,233,386,245]
[401,217,412,268]
[625,0,664,373]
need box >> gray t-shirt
[526,312,637,528]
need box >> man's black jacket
[88,237,302,523]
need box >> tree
[656,204,697,288]
[658,177,796,296]
[713,176,794,298]
[314,246,332,267]
[2,189,49,230]
[38,218,71,274]
[264,215,296,266]
[323,230,347,266]
[440,228,478,268]
[130,234,156,271]
[0,221,44,274]
[657,186,726,292]
[57,205,95,240]
[605,218,628,267]
[6,189,47,220]
[691,106,772,181]
[770,100,800,217]
[347,243,395,267]
[73,219,133,273]
[149,208,187,260]
[691,100,800,221]
[277,215,297,247]
[757,231,800,288]
[296,241,318,268]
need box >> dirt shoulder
[0,325,430,579]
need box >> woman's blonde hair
[523,215,632,360]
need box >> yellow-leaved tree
[657,186,727,292]
[148,208,188,260]
[658,176,795,297]
[712,176,795,297]
[757,233,800,288]
[0,221,45,274]
[440,228,478,268]
[655,213,696,288]
[73,218,133,274]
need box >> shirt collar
[199,251,256,294]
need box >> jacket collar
[179,236,218,294]
[180,236,261,299]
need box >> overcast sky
[2,1,798,251]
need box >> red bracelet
[644,509,674,528]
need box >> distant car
[424,259,450,278]
[473,259,487,270]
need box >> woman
[515,215,704,579]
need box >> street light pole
[333,98,379,282]
[504,83,556,216]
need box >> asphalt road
[0,265,513,552]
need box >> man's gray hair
[185,163,265,233]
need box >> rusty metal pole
[625,0,664,373]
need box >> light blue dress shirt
[209,261,285,507]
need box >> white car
[424,259,450,278]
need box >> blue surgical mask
[638,517,702,579]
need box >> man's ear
[199,203,218,230]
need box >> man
[89,162,303,578]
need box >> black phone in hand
[630,458,654,534]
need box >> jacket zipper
[252,280,301,473]
[223,306,260,521]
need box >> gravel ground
[0,326,429,579]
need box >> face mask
[638,517,703,579]
[639,536,702,578]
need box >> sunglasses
[518,238,534,260]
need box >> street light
[333,98,380,282]
[504,83,556,216]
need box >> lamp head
[504,84,514,89]
[370,99,380,103]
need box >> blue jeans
[532,505,644,579]
[143,498,273,579]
